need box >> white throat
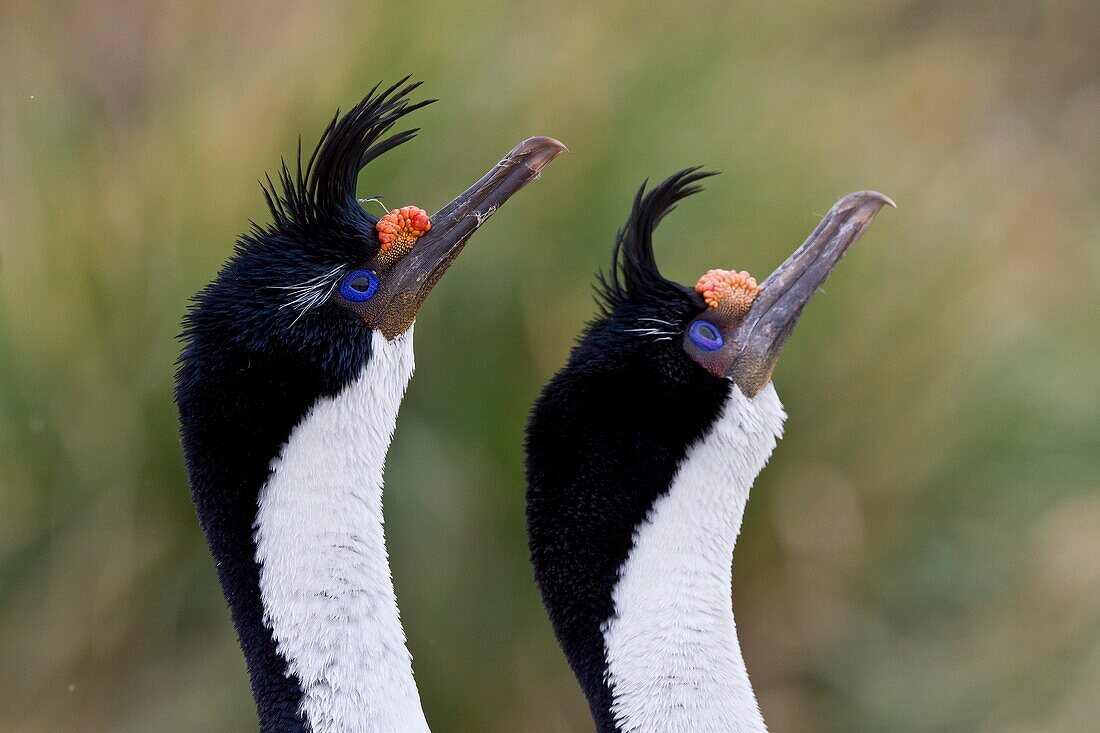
[602,382,786,733]
[254,327,431,733]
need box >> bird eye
[339,269,379,302]
[688,320,724,351]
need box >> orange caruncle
[694,269,761,319]
[375,206,431,266]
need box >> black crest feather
[260,77,435,231]
[596,167,718,311]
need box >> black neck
[525,357,726,731]
[177,347,342,732]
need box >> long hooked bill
[373,136,567,337]
[716,190,895,395]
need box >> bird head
[590,169,894,400]
[176,81,564,727]
[524,172,891,728]
[184,78,565,388]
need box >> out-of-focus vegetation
[1,1,1097,730]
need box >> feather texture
[597,168,717,312]
[260,77,434,234]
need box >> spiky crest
[260,77,435,232]
[596,167,718,311]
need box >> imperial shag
[525,170,892,732]
[175,78,563,732]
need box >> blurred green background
[1,1,1097,731]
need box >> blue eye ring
[688,319,724,351]
[339,269,379,302]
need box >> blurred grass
[1,0,1098,730]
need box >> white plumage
[255,327,431,733]
[603,383,786,733]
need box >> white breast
[602,382,786,733]
[253,327,431,733]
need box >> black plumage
[525,170,729,732]
[175,80,428,732]
[527,175,894,732]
